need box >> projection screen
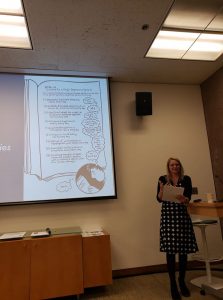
[0,73,116,205]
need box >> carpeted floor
[53,268,223,299]
[81,269,223,299]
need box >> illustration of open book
[24,77,106,181]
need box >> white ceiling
[0,0,223,84]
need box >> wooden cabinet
[83,233,112,288]
[0,231,112,299]
[30,234,83,300]
[0,240,30,300]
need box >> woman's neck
[170,174,179,185]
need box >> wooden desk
[188,202,223,217]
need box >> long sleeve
[156,181,161,202]
[183,175,192,200]
[156,175,166,203]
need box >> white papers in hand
[162,184,184,202]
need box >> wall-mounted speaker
[135,92,152,116]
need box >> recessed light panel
[0,0,31,49]
[146,30,223,61]
[146,30,199,59]
[146,0,223,61]
[0,0,23,14]
[183,33,223,60]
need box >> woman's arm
[156,176,165,202]
[183,175,192,200]
[176,175,192,204]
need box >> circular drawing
[76,163,105,194]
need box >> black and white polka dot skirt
[160,201,198,254]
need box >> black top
[156,175,192,203]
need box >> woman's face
[168,159,181,175]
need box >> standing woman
[157,158,198,300]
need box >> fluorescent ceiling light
[190,34,223,52]
[0,15,28,37]
[0,0,31,49]
[146,30,199,59]
[146,30,223,61]
[145,2,223,61]
[183,33,223,61]
[0,0,23,15]
[153,31,199,50]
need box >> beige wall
[0,81,222,270]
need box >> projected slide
[0,74,116,204]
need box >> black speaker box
[135,92,152,116]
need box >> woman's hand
[176,194,189,205]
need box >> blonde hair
[166,157,184,182]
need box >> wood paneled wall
[201,67,223,200]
